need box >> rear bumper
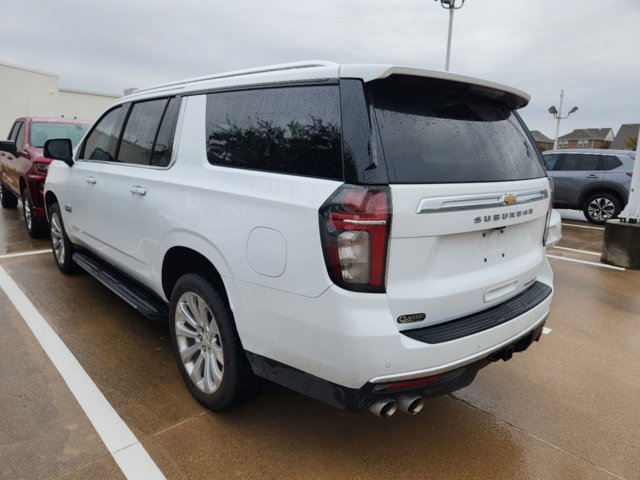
[234,258,553,400]
[247,318,546,411]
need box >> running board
[72,252,169,322]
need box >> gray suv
[542,149,635,224]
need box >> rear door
[552,153,604,207]
[367,75,551,328]
[92,96,180,283]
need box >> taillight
[626,172,633,177]
[319,184,391,293]
[543,177,554,246]
[33,161,49,173]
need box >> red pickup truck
[0,117,90,237]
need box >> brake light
[626,172,633,177]
[543,177,554,246]
[33,161,49,173]
[319,184,391,293]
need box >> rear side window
[81,106,126,161]
[205,85,342,180]
[559,154,602,171]
[543,154,561,171]
[602,155,623,171]
[15,122,25,150]
[118,97,179,167]
[368,75,545,183]
[8,121,21,141]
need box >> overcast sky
[1,0,638,138]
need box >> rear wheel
[49,203,77,273]
[0,181,18,208]
[22,187,47,238]
[582,193,621,224]
[169,273,256,410]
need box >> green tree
[624,135,637,150]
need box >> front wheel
[23,188,47,238]
[49,203,77,273]
[582,193,621,225]
[169,273,255,410]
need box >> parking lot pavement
[1,207,639,480]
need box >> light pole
[435,0,466,72]
[548,89,578,150]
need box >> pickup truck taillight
[33,161,49,173]
[319,184,391,293]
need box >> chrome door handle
[86,177,97,184]
[130,186,147,196]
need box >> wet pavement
[0,205,638,480]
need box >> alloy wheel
[50,212,66,265]
[24,196,32,231]
[175,292,224,394]
[587,197,615,222]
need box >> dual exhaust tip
[368,394,425,418]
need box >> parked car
[0,117,91,237]
[44,62,554,417]
[542,149,635,224]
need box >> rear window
[368,75,545,184]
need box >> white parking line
[542,327,552,335]
[546,254,626,271]
[0,266,165,480]
[550,246,601,257]
[0,249,52,259]
[561,223,605,231]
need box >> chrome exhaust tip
[368,398,398,418]
[398,394,425,415]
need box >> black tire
[169,273,256,410]
[582,193,621,225]
[48,203,77,273]
[0,180,18,208]
[22,187,47,238]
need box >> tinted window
[205,86,342,180]
[8,121,21,141]
[559,154,602,171]
[368,75,545,183]
[30,122,89,148]
[82,106,126,161]
[151,97,180,167]
[602,155,623,171]
[543,154,561,171]
[118,99,169,165]
[15,122,25,150]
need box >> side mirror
[0,140,18,156]
[43,139,74,167]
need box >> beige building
[0,60,120,136]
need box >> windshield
[368,75,546,184]
[30,122,90,148]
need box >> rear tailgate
[387,179,550,329]
[366,73,551,330]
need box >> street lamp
[435,0,466,71]
[548,89,578,150]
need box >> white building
[0,60,120,136]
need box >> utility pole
[435,0,466,72]
[601,125,640,268]
[548,90,578,150]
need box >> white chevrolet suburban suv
[43,62,554,417]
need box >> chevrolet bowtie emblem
[504,193,518,206]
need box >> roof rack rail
[130,61,339,96]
